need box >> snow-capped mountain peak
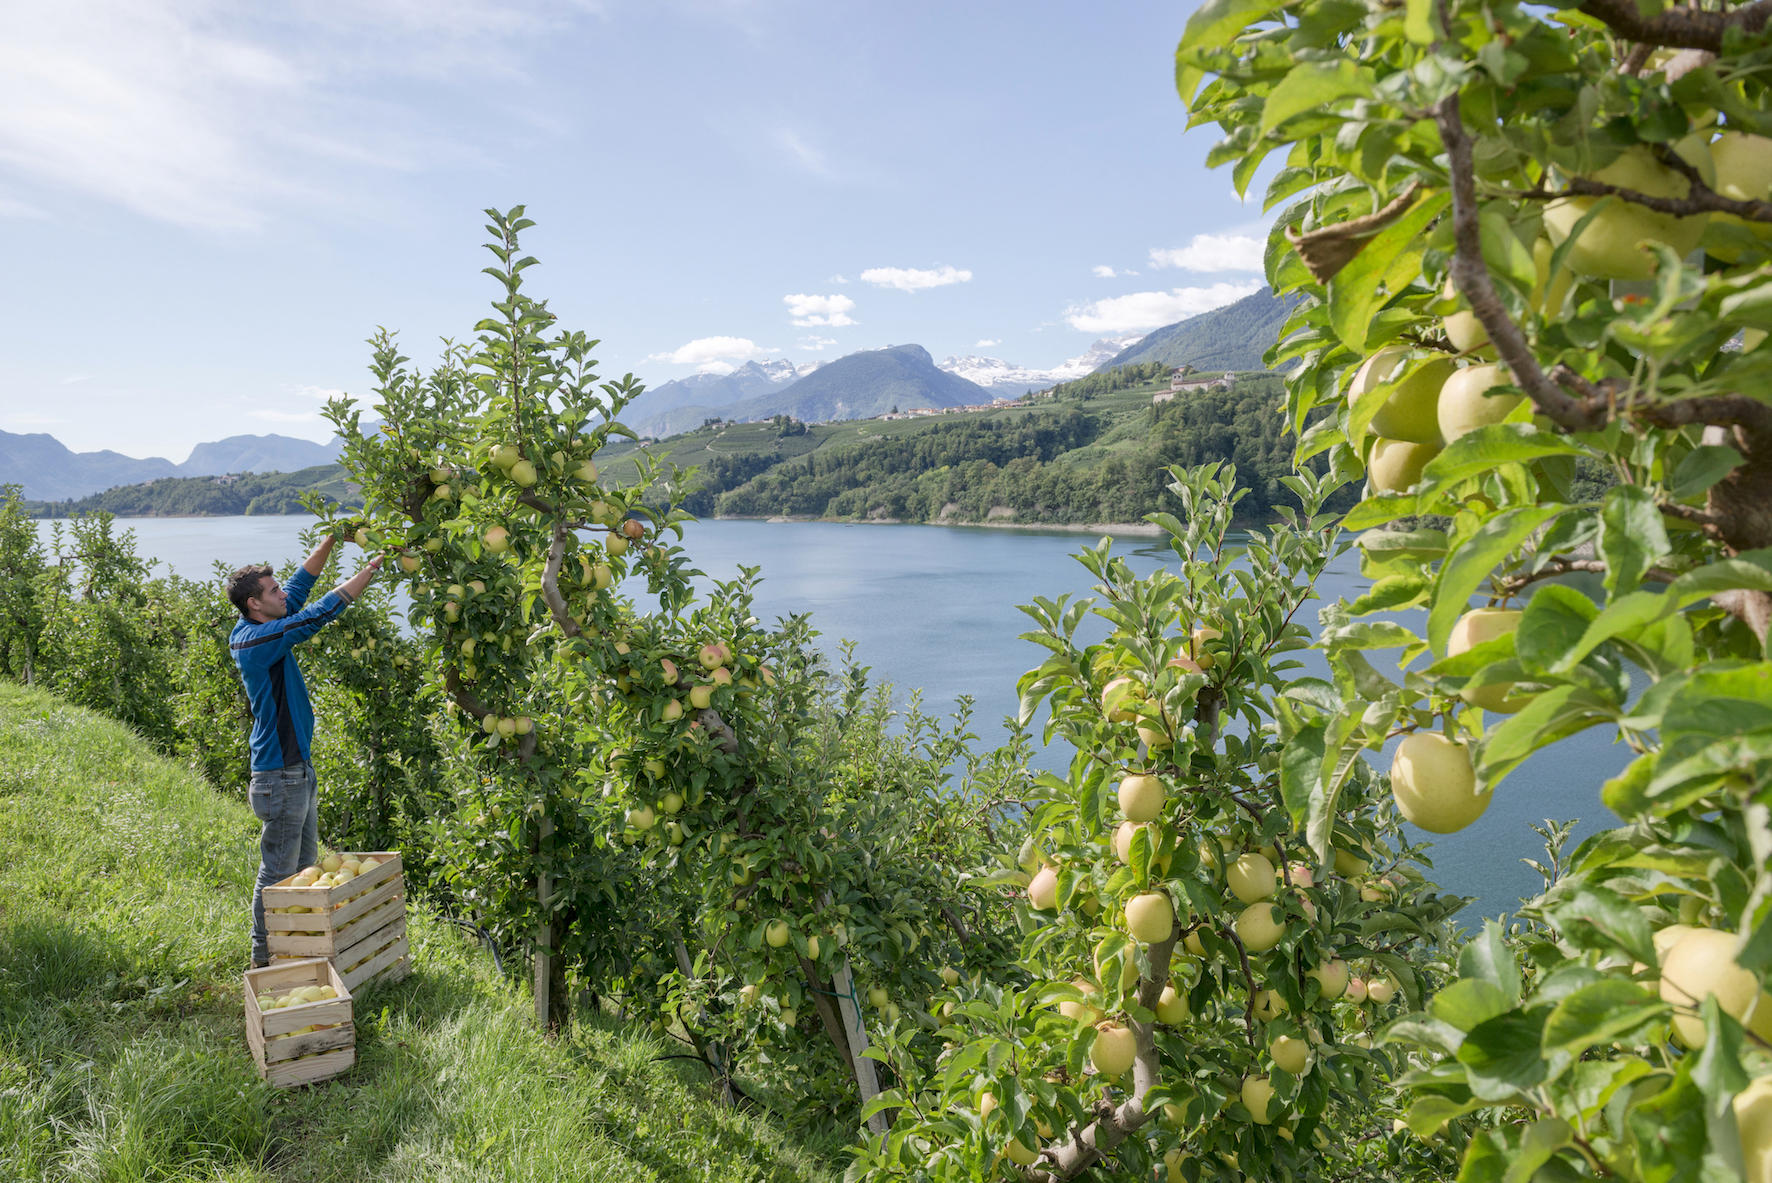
[938,336,1142,396]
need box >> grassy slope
[0,681,836,1183]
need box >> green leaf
[1542,980,1667,1057]
[1517,584,1598,675]
[1429,504,1572,655]
[1458,921,1523,1007]
[1559,550,1772,672]
[1259,61,1374,136]
[1599,485,1671,597]
[1326,189,1450,353]
[1669,444,1743,500]
[1553,885,1658,965]
[1433,978,1514,1032]
[1502,1117,1574,1183]
[1406,1094,1482,1138]
[1280,718,1328,837]
[1626,1068,1708,1183]
[1457,1010,1548,1101]
[1690,995,1750,1118]
[1420,425,1586,488]
[1477,684,1614,784]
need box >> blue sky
[0,0,1266,461]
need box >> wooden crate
[263,851,410,992]
[244,958,354,1087]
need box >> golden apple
[1366,977,1397,1005]
[765,920,791,948]
[1126,892,1175,943]
[1101,676,1146,723]
[1242,1075,1277,1124]
[1544,142,1712,280]
[1734,1075,1772,1181]
[867,985,889,1008]
[1446,607,1530,713]
[1091,1023,1137,1077]
[1027,865,1059,910]
[1346,347,1454,443]
[1367,438,1440,494]
[1236,902,1285,952]
[1270,1034,1310,1075]
[1228,852,1277,903]
[1156,984,1190,1024]
[1118,774,1165,823]
[1390,733,1490,833]
[1437,363,1523,442]
[1659,928,1772,1046]
[483,526,509,553]
[1309,958,1350,999]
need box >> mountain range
[1,431,345,502]
[6,287,1296,502]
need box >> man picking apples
[226,530,382,969]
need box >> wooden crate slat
[267,891,404,961]
[263,1021,355,1065]
[331,874,403,929]
[335,911,405,969]
[266,1046,355,1089]
[262,851,402,911]
[339,933,409,993]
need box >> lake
[32,514,1627,920]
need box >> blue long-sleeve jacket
[229,567,353,771]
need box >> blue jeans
[249,760,318,966]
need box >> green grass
[0,681,838,1182]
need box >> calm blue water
[33,515,1627,920]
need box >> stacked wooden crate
[244,957,354,1086]
[263,851,409,992]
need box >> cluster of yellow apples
[1357,130,1772,500]
[479,712,535,739]
[266,854,388,931]
[257,983,339,1014]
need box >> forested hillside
[25,464,358,518]
[676,372,1353,525]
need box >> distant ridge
[718,344,993,424]
[630,359,817,437]
[1099,288,1297,373]
[0,429,345,501]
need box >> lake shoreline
[734,514,1168,537]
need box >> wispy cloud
[1092,265,1117,279]
[783,292,856,328]
[0,1,586,230]
[291,384,347,401]
[860,265,972,292]
[798,336,839,351]
[1064,281,1262,334]
[775,128,832,178]
[1149,233,1265,273]
[975,338,1000,348]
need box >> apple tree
[317,208,1023,1123]
[850,464,1463,1181]
[1178,0,1772,1176]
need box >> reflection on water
[35,514,1625,919]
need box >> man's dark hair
[227,564,273,617]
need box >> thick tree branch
[1437,93,1608,432]
[1027,692,1230,1180]
[540,521,581,639]
[1578,0,1772,52]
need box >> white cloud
[975,339,1000,348]
[0,1,585,230]
[798,336,839,351]
[783,292,856,327]
[1064,281,1262,334]
[1091,265,1117,279]
[292,383,347,401]
[1149,234,1266,273]
[828,273,849,285]
[860,265,972,292]
[646,336,772,372]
